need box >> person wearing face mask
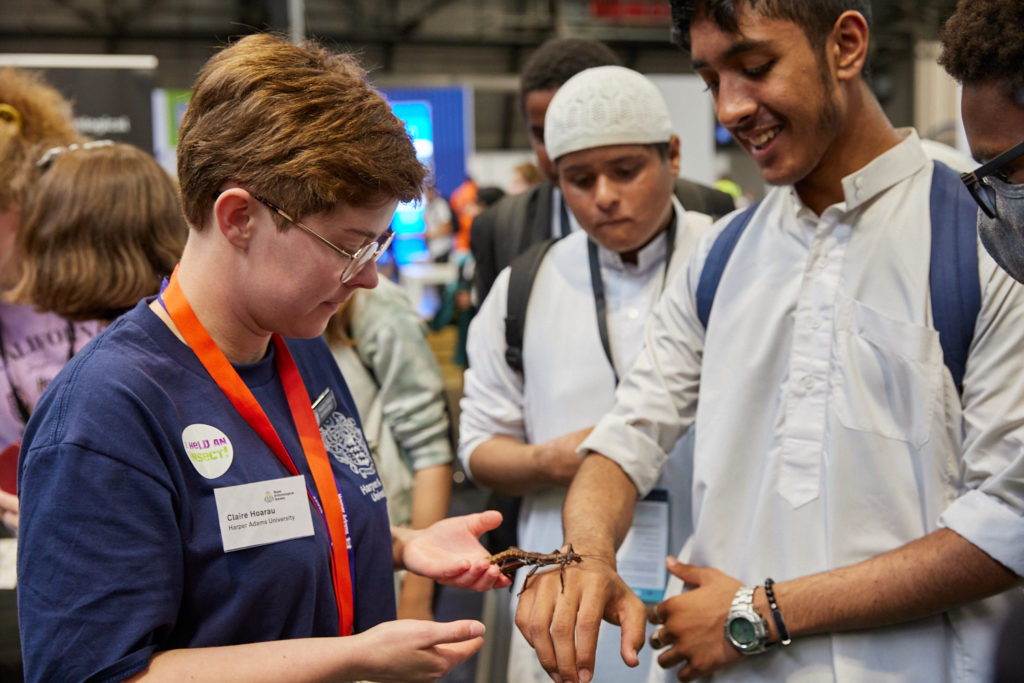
[939,4,1024,682]
[939,0,1024,284]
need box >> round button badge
[181,423,234,479]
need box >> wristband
[764,578,792,646]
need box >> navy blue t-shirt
[17,299,395,682]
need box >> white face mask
[978,177,1024,283]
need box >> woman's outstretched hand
[398,510,512,591]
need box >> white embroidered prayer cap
[543,65,673,162]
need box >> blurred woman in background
[326,276,454,620]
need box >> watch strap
[731,585,756,610]
[726,585,769,655]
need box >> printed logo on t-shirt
[182,423,234,479]
[318,412,377,479]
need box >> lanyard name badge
[161,268,354,636]
[586,215,678,603]
[214,474,315,552]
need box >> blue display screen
[389,100,433,265]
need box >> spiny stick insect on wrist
[488,545,584,595]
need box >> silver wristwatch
[724,586,769,655]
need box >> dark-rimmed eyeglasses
[252,194,394,283]
[960,137,1024,219]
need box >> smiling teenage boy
[512,2,1024,682]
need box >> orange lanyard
[162,268,354,636]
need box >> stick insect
[488,545,583,596]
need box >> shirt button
[801,375,815,390]
[627,308,640,320]
[808,318,822,330]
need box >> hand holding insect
[512,543,647,683]
[513,454,649,683]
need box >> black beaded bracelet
[764,578,792,646]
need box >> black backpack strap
[673,178,707,214]
[695,204,760,328]
[470,187,541,304]
[928,160,981,394]
[519,183,555,253]
[505,237,560,373]
[673,178,737,221]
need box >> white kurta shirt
[581,131,1024,682]
[460,199,712,683]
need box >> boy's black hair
[519,38,622,110]
[669,0,872,66]
[939,0,1024,101]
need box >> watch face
[729,617,756,644]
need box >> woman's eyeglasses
[960,137,1024,219]
[252,194,394,283]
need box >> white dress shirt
[580,131,1024,682]
[460,199,712,683]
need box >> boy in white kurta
[459,66,713,682]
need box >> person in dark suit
[470,37,735,305]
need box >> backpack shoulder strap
[673,178,707,214]
[674,178,737,221]
[471,187,542,303]
[929,160,981,394]
[696,204,760,328]
[505,237,560,374]
[693,167,980,392]
[518,183,555,253]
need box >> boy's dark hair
[669,0,872,58]
[518,38,622,110]
[939,0,1024,101]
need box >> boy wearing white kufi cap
[544,65,674,162]
[459,64,714,683]
[542,65,686,265]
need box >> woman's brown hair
[176,33,427,230]
[11,142,187,321]
[0,67,80,212]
